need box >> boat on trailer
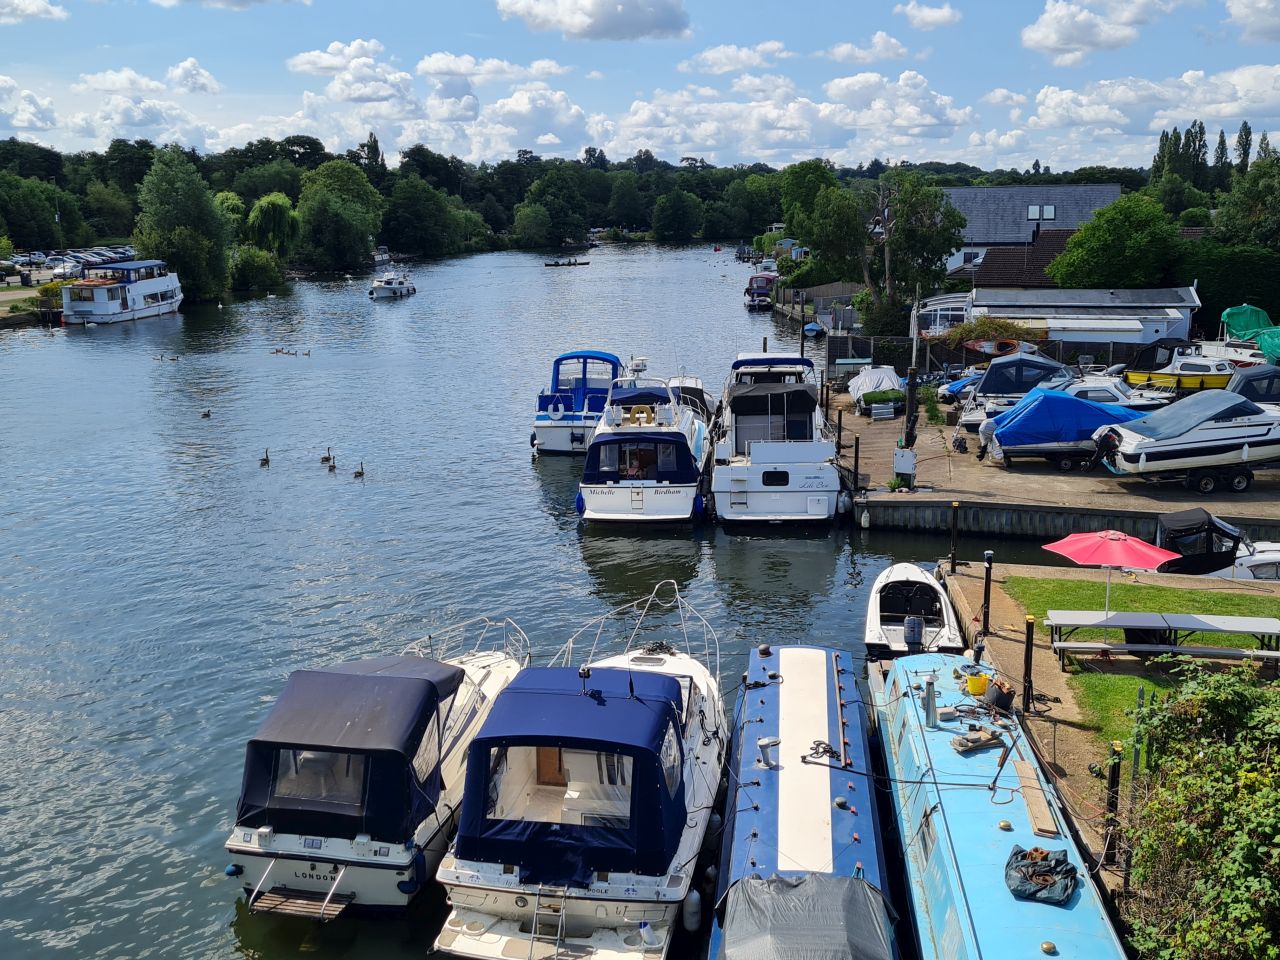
[864,563,964,658]
[223,619,528,919]
[434,581,726,960]
[869,653,1126,960]
[1123,339,1235,392]
[533,350,625,455]
[707,643,898,960]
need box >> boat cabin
[876,578,948,631]
[725,383,818,455]
[539,351,623,417]
[1155,508,1246,575]
[582,433,702,483]
[730,354,812,385]
[454,667,688,887]
[1228,363,1280,404]
[1129,339,1218,374]
[745,274,775,295]
[234,656,464,843]
[971,352,1071,396]
[62,260,179,314]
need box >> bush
[1169,239,1280,334]
[860,389,905,406]
[229,246,283,292]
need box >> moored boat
[369,272,416,299]
[533,350,624,454]
[864,562,964,658]
[707,643,897,960]
[743,273,774,310]
[434,581,726,960]
[1123,339,1234,391]
[60,259,182,324]
[869,653,1127,959]
[223,619,528,918]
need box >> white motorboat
[577,374,711,522]
[956,352,1074,433]
[864,562,964,658]
[743,273,774,310]
[224,619,528,917]
[1123,339,1235,391]
[372,244,392,269]
[369,272,416,299]
[60,259,182,324]
[1094,389,1280,492]
[710,353,841,523]
[434,581,726,960]
[532,350,624,455]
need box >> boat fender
[682,890,702,932]
[530,431,537,448]
[693,494,704,518]
[837,491,853,514]
[702,812,723,851]
[575,492,585,515]
[224,863,243,878]
[397,878,420,896]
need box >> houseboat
[869,653,1127,959]
[224,620,528,918]
[710,353,841,523]
[60,260,182,324]
[435,581,726,960]
[577,374,711,522]
[533,350,625,454]
[708,644,898,960]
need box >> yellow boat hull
[1123,371,1233,391]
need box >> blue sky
[1,0,1278,170]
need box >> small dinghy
[864,562,964,658]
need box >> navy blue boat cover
[455,667,687,887]
[715,874,894,960]
[992,389,1145,448]
[973,353,1068,396]
[732,355,812,369]
[608,386,673,407]
[1122,389,1264,441]
[581,430,702,485]
[235,656,464,842]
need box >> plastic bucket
[967,673,990,696]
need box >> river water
[0,245,1040,959]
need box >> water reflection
[576,526,704,610]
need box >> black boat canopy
[1228,363,1280,404]
[727,382,818,415]
[235,655,464,842]
[972,352,1068,396]
[1155,508,1244,575]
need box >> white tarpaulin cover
[848,366,901,402]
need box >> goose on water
[320,447,332,465]
[260,449,270,468]
[201,409,211,419]
[353,462,365,479]
[328,458,337,473]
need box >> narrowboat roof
[85,259,166,271]
[732,353,813,369]
[554,350,622,366]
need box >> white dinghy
[864,562,965,658]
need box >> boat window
[657,444,676,472]
[1248,562,1280,580]
[69,288,96,302]
[107,288,122,301]
[1113,380,1133,397]
[762,470,790,487]
[1182,363,1211,373]
[411,715,441,783]
[598,444,619,473]
[273,749,366,807]
[583,360,616,391]
[1081,390,1117,402]
[660,723,682,794]
[621,443,658,480]
[486,746,632,828]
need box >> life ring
[548,399,566,421]
[628,404,655,426]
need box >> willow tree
[246,192,301,258]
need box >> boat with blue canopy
[435,581,726,960]
[533,350,624,455]
[868,653,1126,960]
[708,644,899,960]
[977,388,1146,470]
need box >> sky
[1,0,1279,171]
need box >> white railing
[404,615,532,667]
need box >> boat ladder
[528,885,568,959]
[247,860,354,922]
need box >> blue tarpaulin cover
[992,389,1145,448]
[455,667,687,887]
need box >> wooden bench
[1053,641,1280,670]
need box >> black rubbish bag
[1004,844,1078,906]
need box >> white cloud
[678,41,790,75]
[826,32,908,64]
[166,57,221,94]
[1225,0,1280,40]
[585,69,604,80]
[70,68,166,96]
[823,69,975,137]
[893,1,962,29]
[968,127,1026,150]
[535,132,561,144]
[495,0,689,39]
[0,0,67,24]
[287,38,384,75]
[415,52,571,84]
[325,57,415,104]
[1021,1,1137,65]
[0,79,56,130]
[68,95,216,148]
[466,82,590,159]
[729,73,797,102]
[982,87,1028,105]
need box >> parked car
[52,262,82,279]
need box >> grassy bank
[1004,575,1280,746]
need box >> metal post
[800,331,806,358]
[949,501,960,573]
[762,336,768,353]
[1021,615,1035,714]
[904,366,918,449]
[1102,740,1123,865]
[981,550,994,637]
[852,434,860,492]
[836,409,844,458]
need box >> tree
[1212,129,1232,192]
[778,158,838,239]
[512,201,551,247]
[232,159,302,204]
[346,132,388,190]
[701,200,748,239]
[1214,158,1280,251]
[229,246,283,292]
[133,146,228,300]
[84,179,134,238]
[103,138,156,197]
[280,135,331,170]
[301,159,383,218]
[806,184,877,291]
[1046,193,1178,288]
[582,146,609,171]
[651,189,704,241]
[607,171,647,229]
[1236,120,1253,176]
[214,190,246,239]
[524,166,588,244]
[1259,131,1275,161]
[296,192,376,270]
[381,175,457,256]
[245,192,300,258]
[478,193,509,233]
[1145,173,1210,216]
[876,170,966,304]
[0,235,13,262]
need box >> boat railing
[404,615,532,667]
[549,579,720,679]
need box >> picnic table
[1046,609,1280,669]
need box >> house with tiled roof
[970,226,1073,288]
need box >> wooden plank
[252,886,354,922]
[1014,760,1060,839]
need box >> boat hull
[63,299,183,325]
[1124,371,1232,391]
[711,462,839,523]
[580,482,700,521]
[533,416,599,454]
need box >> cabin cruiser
[864,563,964,658]
[368,272,416,299]
[710,353,840,523]
[533,350,624,454]
[743,273,774,310]
[60,259,182,324]
[223,620,528,918]
[977,388,1146,470]
[956,352,1074,433]
[869,654,1127,959]
[1228,363,1280,409]
[1124,339,1234,391]
[1155,507,1280,580]
[708,644,897,960]
[577,373,711,522]
[372,244,392,269]
[1093,389,1280,492]
[435,581,726,960]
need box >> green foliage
[781,257,846,290]
[879,169,967,300]
[607,171,648,229]
[861,389,905,406]
[1126,663,1280,960]
[296,159,381,269]
[753,230,784,252]
[300,159,384,222]
[651,189,704,242]
[0,236,12,261]
[229,246,283,292]
[512,202,552,248]
[806,184,875,283]
[525,167,588,244]
[1144,172,1210,216]
[245,192,300,259]
[701,200,748,239]
[1178,206,1211,228]
[1169,240,1280,332]
[382,175,456,256]
[232,159,302,205]
[214,191,246,239]
[1214,158,1280,251]
[1046,194,1178,288]
[38,279,72,299]
[940,316,1034,348]
[920,385,943,425]
[133,146,228,301]
[778,158,837,239]
[84,180,135,239]
[0,172,87,248]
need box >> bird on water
[320,447,332,464]
[201,409,211,419]
[353,462,365,479]
[328,457,337,473]
[260,449,270,468]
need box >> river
[0,244,1043,959]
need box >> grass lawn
[1005,576,1280,747]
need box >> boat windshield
[272,749,367,810]
[486,745,635,829]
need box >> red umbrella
[1043,530,1180,615]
